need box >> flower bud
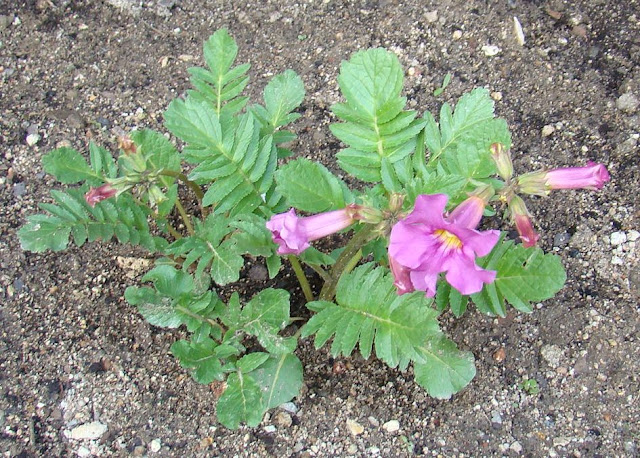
[490,143,513,181]
[85,184,117,207]
[508,195,539,247]
[518,162,610,196]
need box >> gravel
[1,0,638,456]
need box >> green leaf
[473,240,566,314]
[132,129,181,173]
[125,286,182,328]
[89,142,118,179]
[275,158,352,212]
[414,333,476,399]
[248,353,303,409]
[187,28,250,115]
[171,338,225,384]
[165,214,244,285]
[216,372,265,428]
[141,265,194,299]
[18,214,71,252]
[42,147,98,184]
[18,189,166,253]
[237,352,270,373]
[302,263,438,370]
[258,70,305,129]
[240,289,295,354]
[330,48,426,184]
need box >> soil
[1,0,639,456]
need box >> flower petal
[403,194,448,227]
[389,220,437,269]
[409,269,439,297]
[444,256,497,296]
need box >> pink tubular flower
[266,205,360,255]
[388,194,500,297]
[518,162,610,196]
[85,184,117,207]
[508,195,539,248]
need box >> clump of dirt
[1,0,638,456]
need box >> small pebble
[541,125,555,137]
[347,419,364,436]
[553,232,571,248]
[367,416,379,427]
[491,410,503,425]
[481,45,501,56]
[541,344,563,368]
[275,412,292,428]
[65,421,108,440]
[26,133,40,146]
[149,438,161,453]
[76,446,91,458]
[425,10,438,23]
[513,443,526,455]
[382,419,400,433]
[263,425,276,433]
[280,402,298,414]
[347,444,358,454]
[616,93,639,113]
[13,182,26,197]
[0,15,12,31]
[452,30,463,40]
[628,230,640,242]
[610,231,627,246]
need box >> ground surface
[1,0,639,456]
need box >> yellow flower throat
[434,229,463,250]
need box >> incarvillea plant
[19,29,610,428]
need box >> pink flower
[85,184,117,207]
[266,205,360,255]
[518,162,610,196]
[388,194,500,297]
[508,195,539,248]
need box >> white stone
[26,133,40,146]
[481,45,501,56]
[263,425,276,433]
[541,344,563,368]
[65,421,108,440]
[382,419,400,433]
[510,441,523,453]
[280,402,298,414]
[425,10,438,23]
[628,230,640,242]
[610,231,627,246]
[347,419,364,436]
[76,446,91,457]
[616,93,639,113]
[541,125,555,137]
[149,438,161,453]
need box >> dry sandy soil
[1,0,639,456]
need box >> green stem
[305,263,330,282]
[288,255,314,303]
[175,305,226,334]
[160,170,208,217]
[175,199,195,236]
[132,195,182,239]
[319,224,376,301]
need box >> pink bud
[518,162,610,196]
[508,195,539,247]
[85,184,117,207]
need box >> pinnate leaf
[275,158,352,212]
[302,263,438,370]
[42,147,98,184]
[472,239,566,315]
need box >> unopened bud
[117,134,137,155]
[490,143,513,181]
